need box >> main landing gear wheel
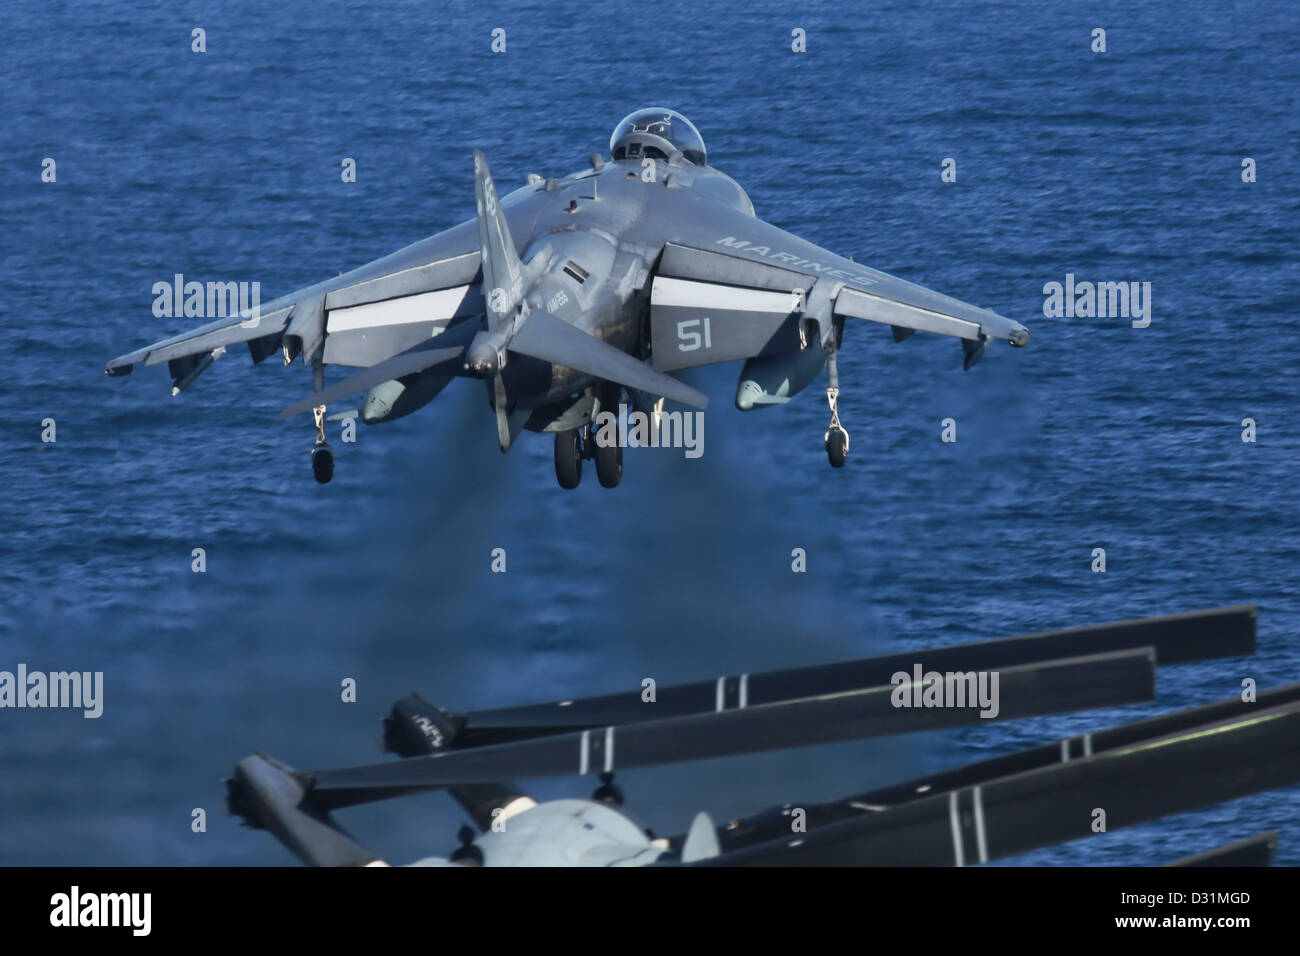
[594,430,622,488]
[555,429,582,489]
[310,405,334,484]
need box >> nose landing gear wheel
[555,429,582,489]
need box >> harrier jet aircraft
[106,109,1030,487]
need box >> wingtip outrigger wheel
[311,404,334,484]
[823,346,849,468]
[824,388,849,468]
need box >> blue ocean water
[2,0,1298,865]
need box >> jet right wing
[652,201,1030,371]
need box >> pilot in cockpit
[609,108,708,167]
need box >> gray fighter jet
[106,109,1030,486]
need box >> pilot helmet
[609,108,707,167]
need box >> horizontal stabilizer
[510,311,707,410]
[277,345,464,420]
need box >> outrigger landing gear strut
[309,359,335,484]
[823,345,849,468]
[311,405,334,484]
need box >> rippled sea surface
[2,0,1298,865]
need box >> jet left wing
[652,202,1029,371]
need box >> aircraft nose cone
[464,340,499,377]
[735,380,762,411]
[362,393,391,424]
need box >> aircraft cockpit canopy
[609,109,707,167]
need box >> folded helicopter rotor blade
[227,754,381,867]
[509,310,708,410]
[1164,831,1278,867]
[711,679,1300,854]
[303,648,1154,811]
[687,696,1300,866]
[384,694,531,833]
[456,605,1255,746]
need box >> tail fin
[473,150,526,331]
[681,812,721,862]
